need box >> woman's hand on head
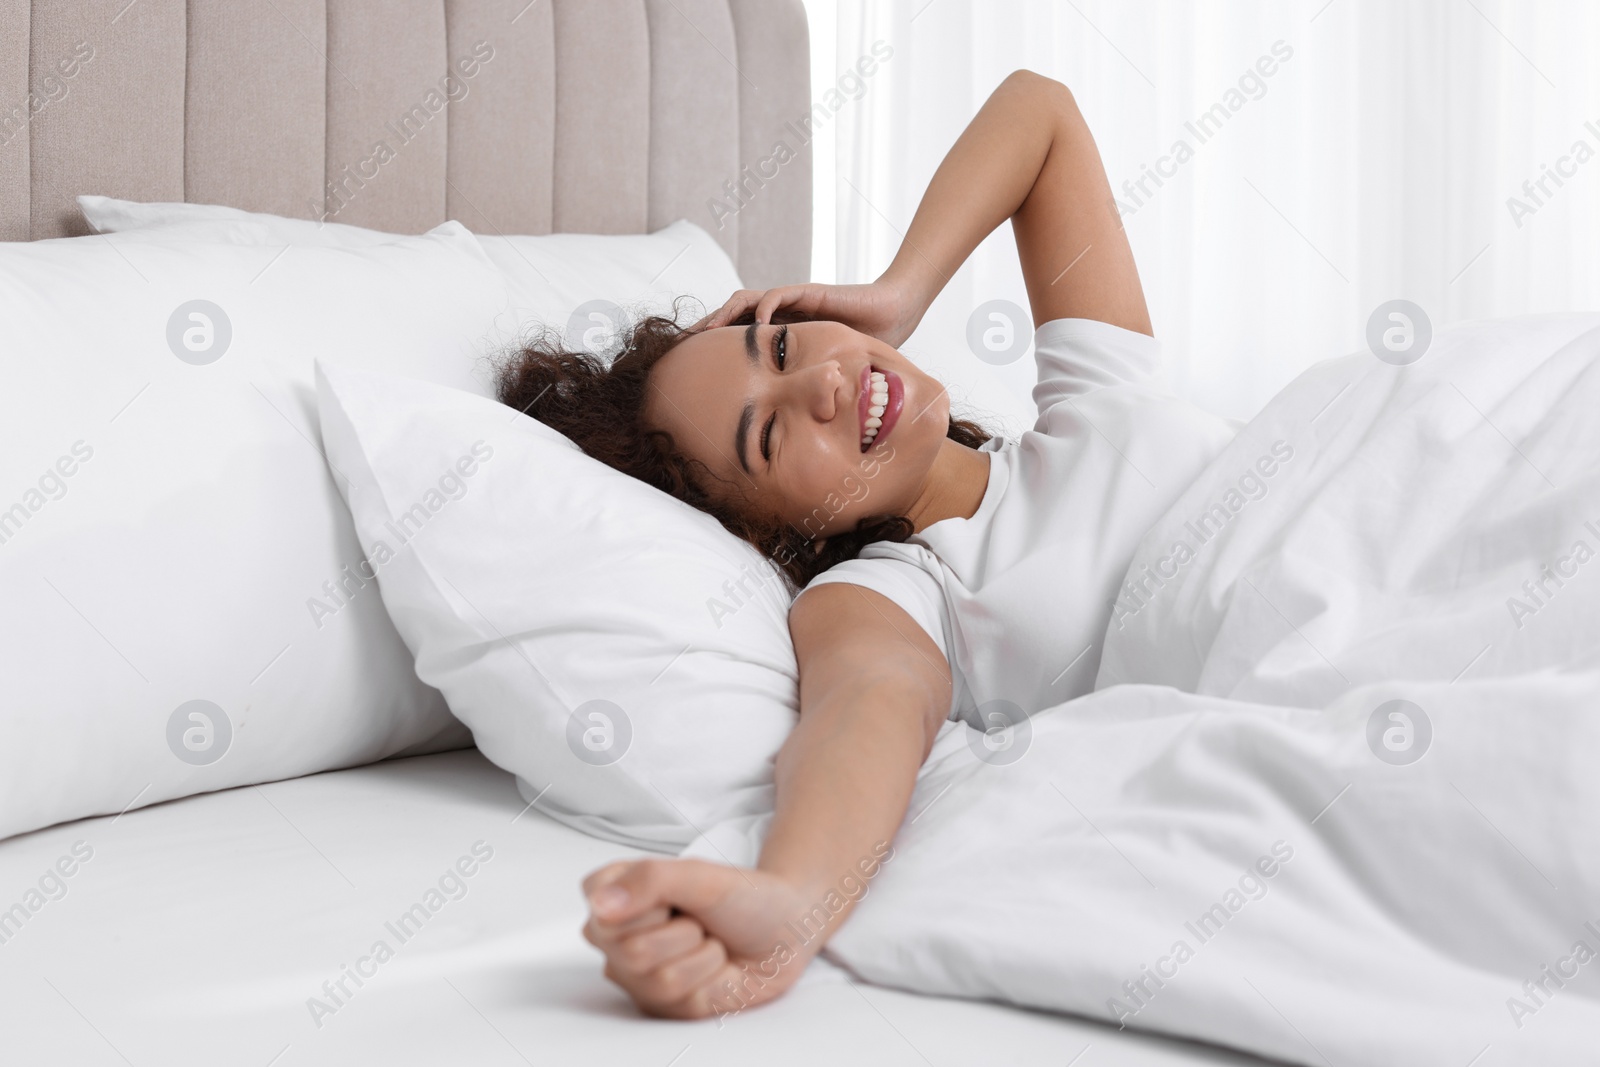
[695,280,921,349]
[581,857,823,1020]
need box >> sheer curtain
[806,0,1600,430]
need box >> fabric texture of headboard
[0,0,811,287]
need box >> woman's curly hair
[492,299,994,593]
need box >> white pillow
[315,362,797,852]
[76,194,457,248]
[77,195,744,352]
[0,226,511,841]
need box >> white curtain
[807,0,1600,430]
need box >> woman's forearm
[878,69,1075,330]
[755,671,940,947]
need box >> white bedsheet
[0,749,1270,1066]
[690,313,1600,1066]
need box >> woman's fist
[580,857,824,1020]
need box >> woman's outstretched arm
[698,69,1150,341]
[581,584,949,1019]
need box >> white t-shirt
[801,317,1239,728]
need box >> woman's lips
[859,365,904,453]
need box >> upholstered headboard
[0,0,810,287]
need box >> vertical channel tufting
[0,0,28,239]
[444,0,555,235]
[323,0,449,233]
[643,0,740,271]
[726,0,810,287]
[29,0,186,239]
[551,0,649,235]
[185,0,325,221]
[0,0,809,257]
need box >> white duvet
[689,313,1600,1065]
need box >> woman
[497,70,1238,1018]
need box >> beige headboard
[0,0,811,288]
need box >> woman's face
[643,320,950,540]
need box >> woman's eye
[760,325,788,463]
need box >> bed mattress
[0,749,1275,1066]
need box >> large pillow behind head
[76,193,457,248]
[315,361,797,851]
[77,194,744,351]
[0,227,506,841]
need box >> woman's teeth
[862,370,889,446]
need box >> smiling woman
[493,303,996,590]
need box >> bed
[0,748,1292,1066]
[0,2,1286,1063]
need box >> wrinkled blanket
[690,313,1600,1065]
